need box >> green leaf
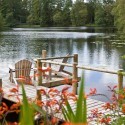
[62,73,87,123]
[20,85,34,125]
[75,76,84,122]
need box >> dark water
[0,27,125,101]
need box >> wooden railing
[35,50,124,95]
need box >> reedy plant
[62,76,87,124]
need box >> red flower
[62,86,70,94]
[36,100,44,107]
[39,89,46,95]
[51,117,58,124]
[100,117,111,124]
[90,108,102,118]
[10,88,18,93]
[10,102,20,113]
[67,93,77,101]
[0,87,3,93]
[102,102,111,110]
[48,88,59,97]
[88,88,97,96]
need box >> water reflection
[0,27,125,101]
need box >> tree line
[0,0,124,36]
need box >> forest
[0,0,125,36]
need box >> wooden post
[37,59,42,85]
[37,89,41,100]
[118,69,123,91]
[0,78,2,87]
[42,50,47,67]
[48,63,52,80]
[118,69,123,102]
[72,54,78,94]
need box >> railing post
[37,59,42,85]
[37,89,41,100]
[42,50,47,67]
[48,63,52,80]
[72,54,78,94]
[118,69,123,91]
[118,69,123,102]
[0,78,2,87]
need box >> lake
[0,27,125,101]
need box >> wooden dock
[1,79,124,125]
[0,50,125,124]
[1,80,108,125]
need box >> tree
[62,0,72,26]
[0,13,5,31]
[0,0,27,26]
[27,0,41,25]
[71,0,87,26]
[40,0,54,27]
[112,0,125,37]
[86,0,96,24]
[95,0,114,26]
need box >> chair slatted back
[15,59,32,78]
[51,54,69,72]
[58,55,69,71]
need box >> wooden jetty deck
[0,50,125,124]
[1,80,108,125]
[2,80,124,125]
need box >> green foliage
[27,0,41,25]
[40,0,54,27]
[0,0,116,27]
[112,0,125,38]
[53,11,63,26]
[62,76,87,123]
[0,13,5,31]
[20,85,34,125]
[95,1,114,26]
[5,12,16,27]
[71,1,87,26]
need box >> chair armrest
[9,65,15,71]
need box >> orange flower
[118,94,125,100]
[51,117,58,124]
[90,108,102,118]
[36,100,44,107]
[10,88,18,93]
[99,117,111,124]
[67,93,77,101]
[102,102,111,110]
[122,104,125,114]
[38,67,51,73]
[39,89,46,95]
[7,122,19,125]
[48,88,59,97]
[0,102,8,119]
[10,102,20,113]
[0,87,3,93]
[63,78,71,84]
[88,88,97,96]
[62,86,70,94]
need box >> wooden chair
[9,59,33,85]
[50,54,72,77]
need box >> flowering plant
[88,85,125,125]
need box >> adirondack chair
[50,54,72,77]
[9,59,33,85]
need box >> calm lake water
[0,27,125,101]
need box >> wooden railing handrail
[77,66,118,74]
[39,60,118,75]
[34,55,74,61]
